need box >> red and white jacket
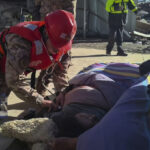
[0,21,69,72]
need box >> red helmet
[45,10,77,52]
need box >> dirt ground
[6,41,150,119]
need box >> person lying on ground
[1,62,150,150]
[50,72,150,150]
[1,62,148,136]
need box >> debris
[133,31,150,38]
[0,118,58,143]
[131,2,150,43]
[136,20,150,34]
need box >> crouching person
[0,10,77,119]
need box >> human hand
[54,92,65,108]
[41,92,65,111]
[41,100,57,109]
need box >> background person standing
[105,0,137,56]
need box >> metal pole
[83,0,87,39]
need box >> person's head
[139,60,150,76]
[52,111,99,137]
[44,10,77,55]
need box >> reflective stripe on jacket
[2,21,69,71]
[106,0,137,14]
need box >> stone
[0,118,58,143]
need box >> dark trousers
[106,26,124,53]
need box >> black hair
[52,114,87,137]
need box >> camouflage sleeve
[52,51,71,93]
[5,34,44,105]
[36,50,71,95]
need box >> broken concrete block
[0,118,58,143]
[136,20,150,33]
[133,31,150,38]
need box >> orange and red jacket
[0,21,69,73]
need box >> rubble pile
[135,2,150,34]
[138,2,150,15]
[131,1,150,51]
[0,118,58,143]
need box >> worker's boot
[0,93,8,119]
[117,46,128,56]
[106,46,112,55]
[106,41,115,55]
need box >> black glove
[139,60,150,76]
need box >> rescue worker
[0,10,77,118]
[105,0,138,56]
[32,0,76,97]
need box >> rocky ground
[0,41,150,150]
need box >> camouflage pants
[0,72,11,105]
[36,51,71,96]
